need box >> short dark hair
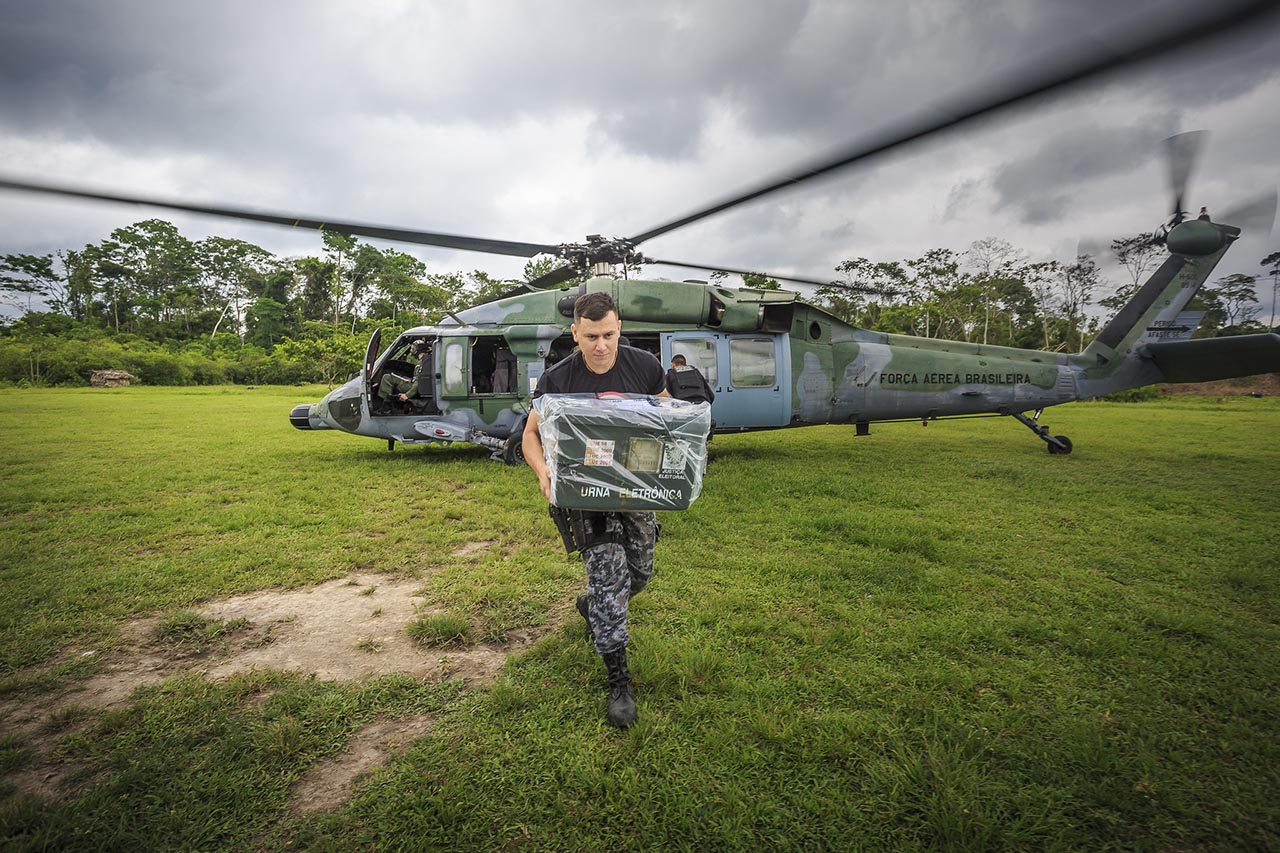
[671,354,687,366]
[573,291,618,322]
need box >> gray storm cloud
[1,0,1277,285]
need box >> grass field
[1,385,1278,851]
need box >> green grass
[1,385,1278,851]
[407,612,474,648]
[0,735,31,776]
[153,611,250,655]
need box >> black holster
[548,507,621,555]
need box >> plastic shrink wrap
[535,393,710,510]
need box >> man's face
[571,311,622,374]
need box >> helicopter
[286,202,1273,462]
[2,1,1277,461]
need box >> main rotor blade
[627,0,1280,247]
[482,265,585,307]
[646,257,888,294]
[646,258,833,288]
[1163,130,1208,220]
[1076,236,1111,261]
[525,264,583,290]
[0,176,560,259]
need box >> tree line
[1,219,1276,387]
[806,234,1275,352]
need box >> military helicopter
[2,1,1277,460]
[285,200,1270,463]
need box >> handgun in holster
[549,506,578,554]
[548,507,620,555]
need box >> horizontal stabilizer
[1142,333,1280,383]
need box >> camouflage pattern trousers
[581,511,657,656]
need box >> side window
[443,340,466,396]
[673,338,718,386]
[729,338,776,387]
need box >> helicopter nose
[290,404,315,429]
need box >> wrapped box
[535,393,711,511]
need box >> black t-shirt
[534,345,665,399]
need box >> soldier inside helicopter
[373,340,438,415]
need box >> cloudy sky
[2,0,1278,313]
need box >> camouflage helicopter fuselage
[290,216,1280,457]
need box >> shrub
[121,349,191,385]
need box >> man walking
[522,291,667,727]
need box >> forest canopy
[2,219,1275,387]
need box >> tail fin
[1082,244,1231,365]
[1076,223,1241,393]
[1087,253,1192,359]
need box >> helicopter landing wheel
[502,434,526,466]
[1047,435,1072,455]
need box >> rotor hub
[554,235,646,272]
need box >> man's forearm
[524,433,548,478]
[523,414,548,477]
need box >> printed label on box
[584,439,615,466]
[625,437,662,472]
[661,441,686,472]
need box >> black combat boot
[602,648,637,728]
[575,594,593,641]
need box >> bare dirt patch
[4,750,85,804]
[1,572,555,803]
[289,714,436,813]
[83,572,533,694]
[450,540,493,558]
